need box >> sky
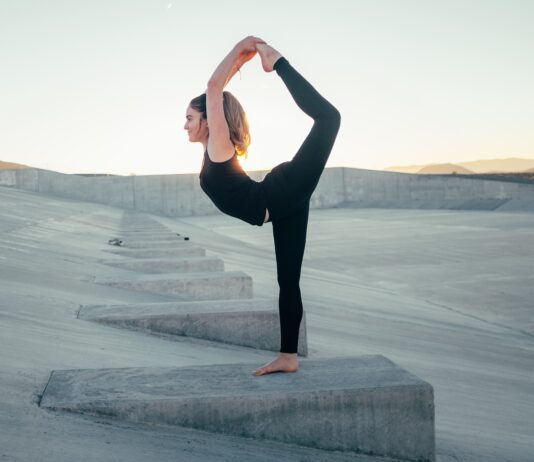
[1,0,533,175]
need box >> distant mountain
[384,164,426,174]
[0,160,29,170]
[457,158,534,173]
[385,157,534,174]
[418,164,474,174]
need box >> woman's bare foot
[252,352,298,376]
[255,43,283,73]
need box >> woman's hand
[233,36,266,67]
[207,36,267,91]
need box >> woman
[184,36,341,376]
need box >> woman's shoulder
[205,148,237,164]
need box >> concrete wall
[1,166,533,216]
[342,169,534,211]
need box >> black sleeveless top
[199,150,267,226]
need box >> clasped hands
[233,35,267,69]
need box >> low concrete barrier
[78,299,308,356]
[3,166,531,216]
[99,256,224,274]
[119,232,182,239]
[104,246,206,259]
[40,355,435,461]
[120,240,193,249]
[96,271,253,300]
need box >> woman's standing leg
[253,202,309,376]
[273,203,309,353]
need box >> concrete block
[96,271,253,300]
[104,246,206,259]
[120,226,168,232]
[78,299,308,356]
[40,355,435,461]
[119,232,180,239]
[99,256,224,274]
[121,240,193,249]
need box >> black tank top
[199,149,267,226]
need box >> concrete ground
[1,184,533,462]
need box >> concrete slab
[99,256,224,274]
[119,233,183,239]
[121,240,193,249]
[119,225,167,230]
[78,299,308,356]
[96,271,253,300]
[40,355,435,461]
[104,246,206,258]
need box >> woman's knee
[277,277,301,293]
[316,103,341,126]
[320,108,341,138]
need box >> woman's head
[185,91,251,158]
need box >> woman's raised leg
[257,44,341,218]
[274,56,341,202]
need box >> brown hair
[189,91,251,159]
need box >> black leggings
[262,57,341,353]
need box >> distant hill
[418,164,474,174]
[525,167,534,173]
[0,160,29,170]
[385,157,534,174]
[457,158,534,173]
[384,164,425,174]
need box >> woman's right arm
[205,37,265,162]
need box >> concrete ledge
[121,240,193,249]
[342,198,509,211]
[121,225,170,233]
[104,246,206,259]
[120,234,188,239]
[96,271,253,300]
[4,167,533,217]
[40,355,435,461]
[99,256,224,274]
[78,299,308,356]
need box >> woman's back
[199,149,267,226]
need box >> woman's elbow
[206,80,223,93]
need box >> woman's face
[184,106,208,143]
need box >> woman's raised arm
[205,37,266,162]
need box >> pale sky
[1,0,533,175]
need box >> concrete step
[121,240,192,249]
[39,355,435,462]
[119,226,167,232]
[78,299,308,356]
[119,223,167,229]
[119,226,168,232]
[118,233,182,240]
[104,246,206,259]
[95,271,253,300]
[99,256,224,274]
